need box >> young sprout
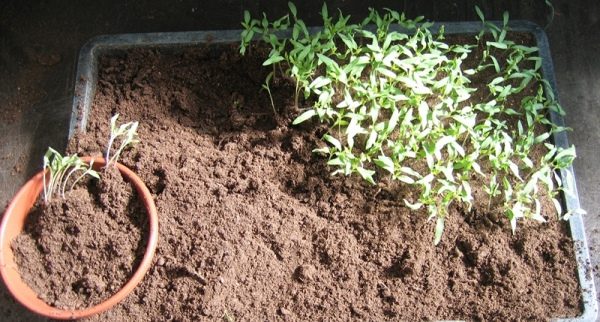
[262,72,276,113]
[105,114,139,168]
[42,148,100,203]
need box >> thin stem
[70,168,94,192]
[42,160,49,203]
[105,136,115,167]
[61,166,81,198]
[294,81,300,108]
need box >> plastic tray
[70,20,598,321]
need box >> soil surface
[61,36,582,320]
[12,166,148,309]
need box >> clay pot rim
[0,157,159,320]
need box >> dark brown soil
[12,165,148,309]
[59,36,582,321]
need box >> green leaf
[510,203,525,234]
[339,33,357,51]
[462,181,472,198]
[487,41,508,49]
[498,29,507,43]
[293,109,316,125]
[110,114,119,132]
[261,15,269,28]
[312,146,330,154]
[309,76,332,89]
[321,2,328,19]
[531,199,546,222]
[323,134,342,150]
[554,146,576,167]
[490,55,500,73]
[420,173,435,185]
[288,2,297,17]
[397,76,417,88]
[404,199,423,210]
[508,161,522,180]
[365,130,378,150]
[377,67,397,79]
[262,54,284,66]
[346,118,365,148]
[504,108,521,116]
[357,167,376,185]
[452,114,476,128]
[534,132,551,144]
[563,208,587,220]
[418,101,429,127]
[327,157,344,166]
[374,155,394,174]
[398,176,415,184]
[387,108,400,132]
[316,53,336,68]
[552,198,562,216]
[400,166,421,178]
[87,169,100,179]
[297,44,311,61]
[450,141,465,157]
[472,162,484,176]
[475,6,485,23]
[489,76,504,86]
[435,136,454,156]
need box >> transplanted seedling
[241,3,583,244]
[105,113,139,168]
[42,114,139,202]
[42,148,99,203]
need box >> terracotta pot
[0,157,159,320]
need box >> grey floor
[0,0,598,320]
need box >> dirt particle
[279,307,291,316]
[294,264,317,283]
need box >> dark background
[1,1,598,320]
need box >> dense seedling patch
[241,3,582,243]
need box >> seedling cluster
[241,4,582,243]
[42,114,139,202]
[42,148,99,203]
